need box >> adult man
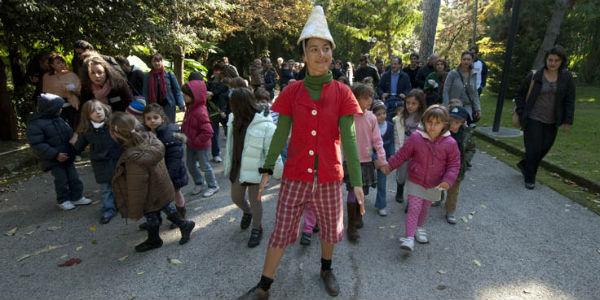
[402,52,421,88]
[354,54,380,87]
[239,6,364,299]
[378,56,412,120]
[222,56,240,77]
[415,53,439,89]
[469,46,488,95]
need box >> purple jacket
[388,129,461,189]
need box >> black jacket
[355,64,380,86]
[415,65,435,89]
[402,66,420,89]
[515,68,575,129]
[126,67,146,97]
[377,70,412,98]
[73,123,120,183]
[26,95,75,171]
[81,83,133,113]
[155,123,188,190]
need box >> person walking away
[381,105,460,252]
[72,100,120,223]
[27,94,91,211]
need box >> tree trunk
[418,0,442,64]
[0,59,19,141]
[531,0,574,70]
[173,47,185,86]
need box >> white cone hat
[297,6,336,49]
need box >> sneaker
[320,270,340,297]
[202,187,220,198]
[212,156,223,163]
[237,286,269,300]
[58,201,76,211]
[400,237,414,252]
[300,232,312,246]
[431,200,441,207]
[446,213,457,225]
[240,213,252,230]
[415,227,429,244]
[525,182,535,190]
[100,214,114,224]
[247,227,263,248]
[72,196,92,205]
[191,185,203,195]
[377,208,388,216]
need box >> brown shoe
[237,286,269,300]
[320,270,340,297]
[346,203,360,242]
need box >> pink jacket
[181,80,213,150]
[354,110,386,165]
[388,129,460,188]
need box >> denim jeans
[186,147,218,188]
[100,182,116,217]
[211,117,227,157]
[50,163,83,204]
[375,169,387,209]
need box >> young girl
[383,105,460,252]
[372,101,395,216]
[392,89,426,204]
[72,100,120,223]
[110,112,195,252]
[224,88,282,248]
[181,80,219,197]
[143,103,189,226]
[345,83,387,242]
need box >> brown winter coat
[112,132,174,220]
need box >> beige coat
[112,132,174,220]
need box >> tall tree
[531,0,575,69]
[419,0,441,63]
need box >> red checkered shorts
[268,179,344,248]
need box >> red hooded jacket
[181,80,213,150]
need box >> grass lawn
[478,85,600,184]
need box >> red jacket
[272,80,361,183]
[181,80,213,150]
[388,129,460,188]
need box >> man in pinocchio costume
[239,6,365,299]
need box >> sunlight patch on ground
[476,280,575,300]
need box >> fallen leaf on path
[17,244,64,262]
[550,172,561,178]
[58,258,82,267]
[118,255,128,262]
[60,254,69,259]
[168,258,183,265]
[75,246,83,251]
[228,217,236,223]
[436,285,447,290]
[461,217,468,223]
[480,204,487,209]
[523,290,531,294]
[193,207,202,211]
[437,270,447,274]
[91,200,100,205]
[89,224,97,233]
[564,209,570,212]
[565,204,571,207]
[378,226,385,229]
[47,226,61,231]
[468,215,473,220]
[25,230,35,235]
[137,271,144,275]
[473,259,482,267]
[390,225,397,229]
[91,239,97,245]
[5,227,17,236]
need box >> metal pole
[492,0,521,132]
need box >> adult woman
[80,55,132,113]
[443,51,481,123]
[239,6,364,299]
[143,53,185,123]
[424,59,448,106]
[42,53,81,127]
[515,46,575,189]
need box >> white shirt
[472,60,483,89]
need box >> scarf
[147,67,167,104]
[304,71,333,100]
[92,81,112,104]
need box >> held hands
[380,164,391,175]
[56,153,69,162]
[353,186,366,215]
[436,182,450,191]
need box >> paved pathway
[1,152,599,299]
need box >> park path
[1,150,599,299]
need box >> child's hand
[69,133,78,145]
[56,153,69,162]
[353,186,366,215]
[257,173,270,201]
[380,164,391,175]
[436,182,450,191]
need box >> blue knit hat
[127,97,146,116]
[449,106,469,121]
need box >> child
[224,88,282,248]
[143,103,189,227]
[446,105,476,224]
[181,80,220,197]
[383,105,460,252]
[392,89,426,204]
[126,96,147,123]
[344,83,387,242]
[110,112,195,252]
[372,101,395,216]
[72,100,120,223]
[27,93,91,210]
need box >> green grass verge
[478,86,600,184]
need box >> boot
[166,211,196,245]
[395,183,404,203]
[170,206,187,229]
[346,202,360,242]
[135,220,163,252]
